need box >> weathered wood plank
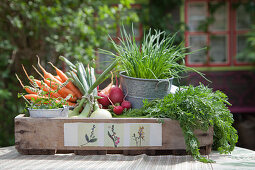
[15,114,213,155]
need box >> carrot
[24,94,42,100]
[49,62,83,99]
[15,74,37,94]
[67,101,76,106]
[25,94,62,104]
[33,66,77,102]
[34,66,77,102]
[35,80,62,98]
[54,75,63,83]
[44,79,77,102]
[36,56,64,84]
[22,65,61,99]
[21,64,33,83]
[34,58,77,101]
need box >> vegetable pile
[16,27,238,164]
[97,74,131,115]
[58,56,119,118]
[17,56,120,118]
[123,84,238,163]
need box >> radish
[121,100,131,110]
[109,76,124,104]
[109,87,124,104]
[97,93,110,106]
[113,106,124,115]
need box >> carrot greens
[123,84,238,163]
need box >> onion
[90,109,112,119]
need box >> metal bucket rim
[28,105,68,111]
[119,71,174,82]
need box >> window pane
[209,3,228,31]
[188,35,207,64]
[236,5,251,30]
[188,2,207,32]
[236,35,249,62]
[209,35,227,63]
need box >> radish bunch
[97,75,131,115]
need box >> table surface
[0,146,255,170]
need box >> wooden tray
[15,114,213,155]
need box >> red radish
[121,100,132,110]
[97,93,110,106]
[109,87,124,104]
[113,106,124,115]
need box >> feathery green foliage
[123,84,238,163]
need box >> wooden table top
[0,146,255,170]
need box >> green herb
[123,84,238,163]
[101,26,206,80]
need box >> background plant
[236,25,255,62]
[0,0,138,147]
[123,84,238,163]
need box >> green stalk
[78,102,91,117]
[90,67,97,96]
[59,56,76,68]
[87,60,118,95]
[59,56,77,72]
[69,71,86,95]
[77,63,89,93]
[68,98,86,117]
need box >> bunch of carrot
[17,56,83,107]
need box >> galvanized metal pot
[119,71,173,109]
[28,106,69,118]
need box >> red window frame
[185,0,253,67]
[232,2,252,66]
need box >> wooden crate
[15,114,213,156]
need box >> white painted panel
[150,123,162,146]
[64,123,78,146]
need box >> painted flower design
[133,126,145,146]
[81,124,97,146]
[108,125,120,147]
[138,126,144,139]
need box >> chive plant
[101,27,205,80]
